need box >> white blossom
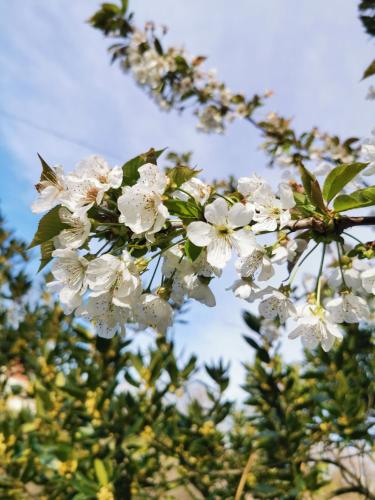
[187,198,254,268]
[162,247,216,307]
[86,252,142,303]
[252,183,295,233]
[197,106,225,134]
[258,288,297,323]
[366,85,375,101]
[361,267,375,294]
[134,293,173,334]
[235,243,274,282]
[327,266,362,292]
[175,177,211,204]
[118,163,169,238]
[56,207,91,249]
[78,292,133,338]
[62,156,122,213]
[48,249,88,314]
[361,131,375,175]
[32,165,66,213]
[271,239,307,265]
[326,293,369,324]
[289,306,343,352]
[259,318,280,342]
[227,278,261,302]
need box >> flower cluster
[31,149,374,351]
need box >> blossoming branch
[30,146,375,351]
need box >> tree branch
[287,215,375,234]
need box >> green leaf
[334,186,375,212]
[184,240,202,261]
[164,200,202,220]
[122,148,166,186]
[243,335,270,363]
[322,162,368,203]
[167,166,200,188]
[299,164,326,212]
[362,59,375,79]
[242,311,261,333]
[38,240,55,272]
[94,459,109,487]
[29,206,68,249]
[37,153,57,185]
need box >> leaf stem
[336,241,348,289]
[287,241,320,286]
[146,255,162,292]
[315,243,326,305]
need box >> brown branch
[287,215,375,234]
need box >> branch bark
[287,215,375,234]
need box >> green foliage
[166,165,200,188]
[1,214,375,497]
[164,199,203,221]
[184,239,202,261]
[298,164,326,213]
[322,162,368,203]
[122,148,165,186]
[29,206,68,249]
[334,185,375,211]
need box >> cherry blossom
[48,249,88,314]
[289,306,343,352]
[187,198,254,268]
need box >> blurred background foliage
[0,212,374,499]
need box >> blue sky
[1,0,374,396]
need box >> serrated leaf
[362,59,375,79]
[164,199,202,220]
[122,148,166,186]
[299,164,326,212]
[334,186,375,212]
[322,162,368,203]
[184,240,202,261]
[94,459,108,487]
[38,239,55,272]
[167,166,200,188]
[29,206,68,249]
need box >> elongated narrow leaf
[334,186,375,212]
[29,206,68,249]
[322,162,368,203]
[362,59,375,80]
[299,164,326,212]
[122,148,165,186]
[94,459,109,486]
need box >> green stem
[215,192,234,205]
[315,244,326,305]
[146,255,161,292]
[149,238,186,262]
[287,241,320,286]
[336,241,348,289]
[176,187,196,202]
[94,240,111,257]
[343,231,363,245]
